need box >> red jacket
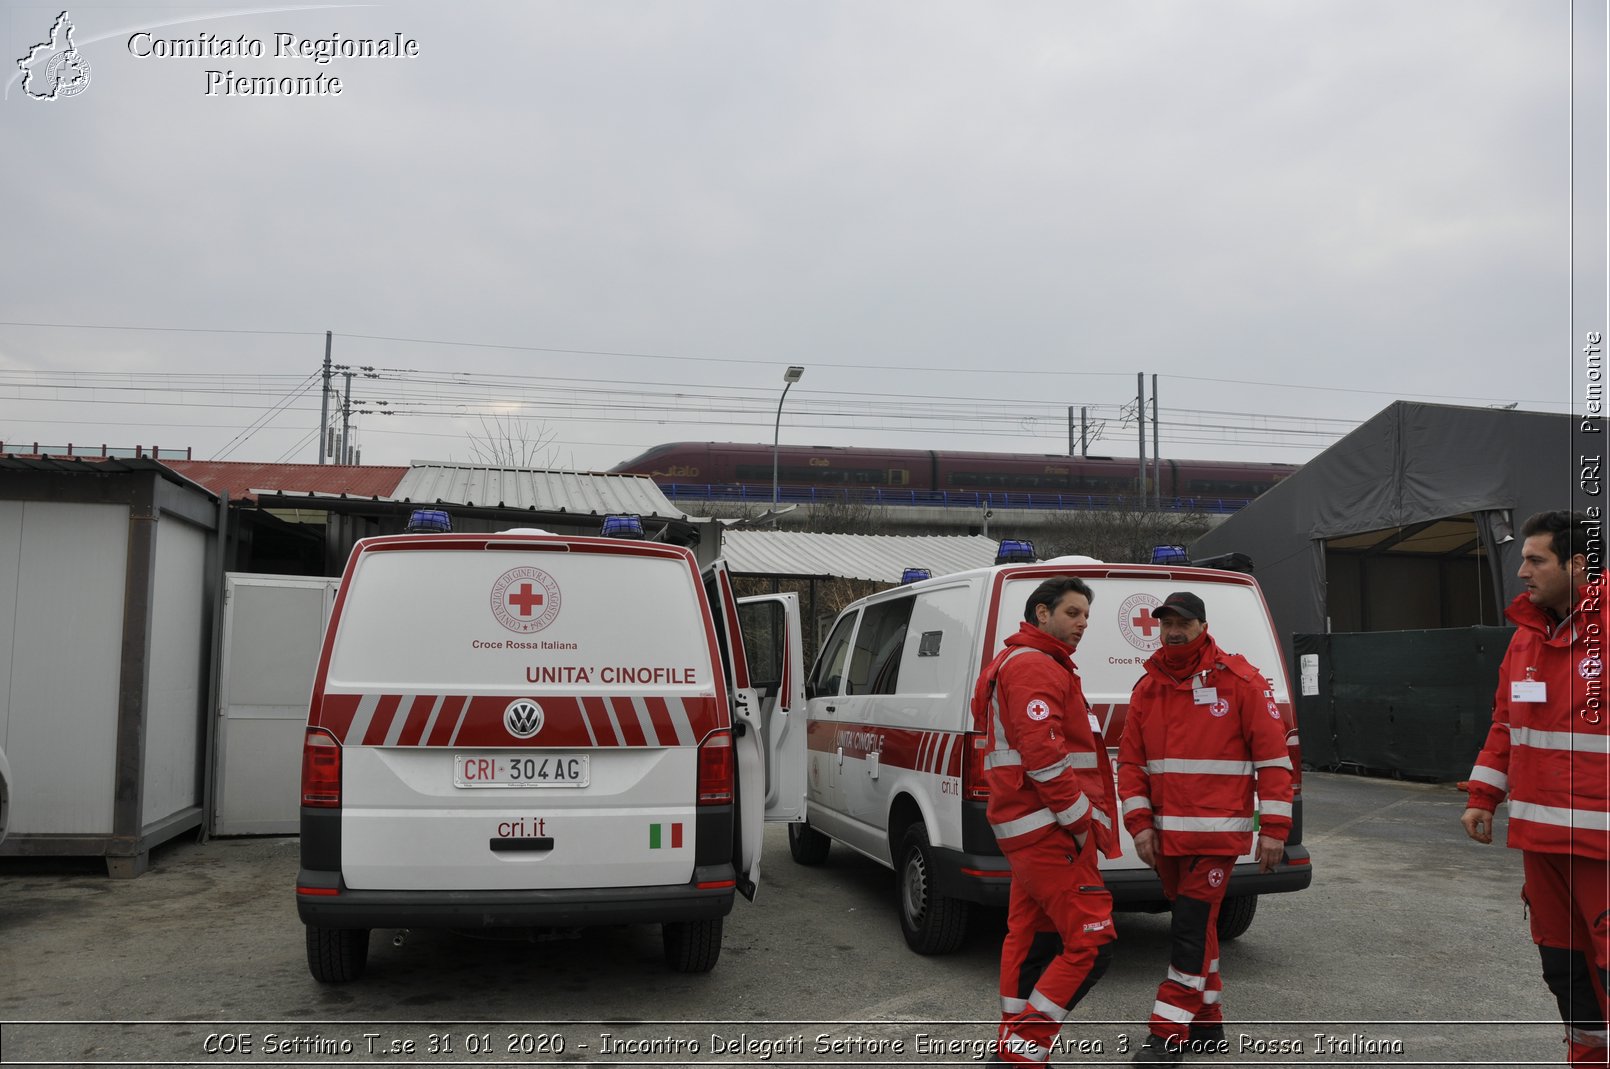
[1466,580,1609,861]
[971,622,1117,856]
[1117,635,1293,857]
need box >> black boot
[1186,1023,1225,1053]
[1132,1032,1186,1064]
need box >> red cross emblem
[507,583,544,616]
[1131,607,1159,637]
[490,566,562,634]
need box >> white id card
[1511,680,1547,702]
[1192,687,1219,705]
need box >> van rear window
[326,549,714,692]
[997,577,1287,701]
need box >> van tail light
[301,728,342,808]
[697,731,734,805]
[964,734,991,802]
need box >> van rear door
[702,560,764,899]
[322,536,722,893]
[737,593,807,822]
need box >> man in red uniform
[1463,510,1609,1069]
[972,577,1118,1065]
[1117,591,1293,1065]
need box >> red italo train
[610,442,1298,501]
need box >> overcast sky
[1,1,1601,473]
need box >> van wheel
[662,917,723,973]
[788,820,831,865]
[305,925,369,983]
[897,824,968,954]
[1217,895,1258,941]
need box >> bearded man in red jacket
[1463,510,1609,1069]
[1118,591,1293,1065]
[973,577,1118,1065]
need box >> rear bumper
[295,865,738,929]
[929,844,1313,908]
[1105,846,1314,906]
[929,847,1014,907]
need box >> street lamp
[772,365,806,508]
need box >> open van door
[737,593,807,823]
[702,561,765,900]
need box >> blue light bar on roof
[995,539,1036,565]
[602,514,645,539]
[900,567,931,584]
[1150,544,1189,565]
[404,508,452,533]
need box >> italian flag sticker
[649,822,684,849]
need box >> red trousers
[1524,851,1610,1068]
[1146,854,1236,1042]
[997,828,1115,1065]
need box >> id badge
[1192,687,1219,705]
[1510,680,1547,703]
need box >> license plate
[454,753,590,788]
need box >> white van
[790,556,1312,953]
[295,523,805,980]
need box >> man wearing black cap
[1117,592,1294,1065]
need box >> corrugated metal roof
[721,531,1001,583]
[163,460,408,501]
[393,463,688,518]
[0,453,219,497]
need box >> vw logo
[504,699,545,739]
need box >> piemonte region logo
[490,566,562,634]
[17,11,91,101]
[1117,592,1163,651]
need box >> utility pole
[318,331,331,465]
[1081,406,1088,457]
[1136,372,1147,508]
[341,370,353,465]
[1067,406,1075,456]
[1152,373,1160,509]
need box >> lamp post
[772,365,806,509]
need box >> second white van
[790,556,1312,953]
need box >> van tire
[662,917,723,973]
[788,821,831,865]
[1216,895,1258,941]
[897,824,968,955]
[305,925,369,983]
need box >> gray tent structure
[1191,401,1585,655]
[1189,401,1588,778]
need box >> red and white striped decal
[316,693,722,747]
[807,720,965,777]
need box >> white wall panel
[0,502,23,747]
[214,575,337,835]
[142,518,208,825]
[9,502,128,834]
